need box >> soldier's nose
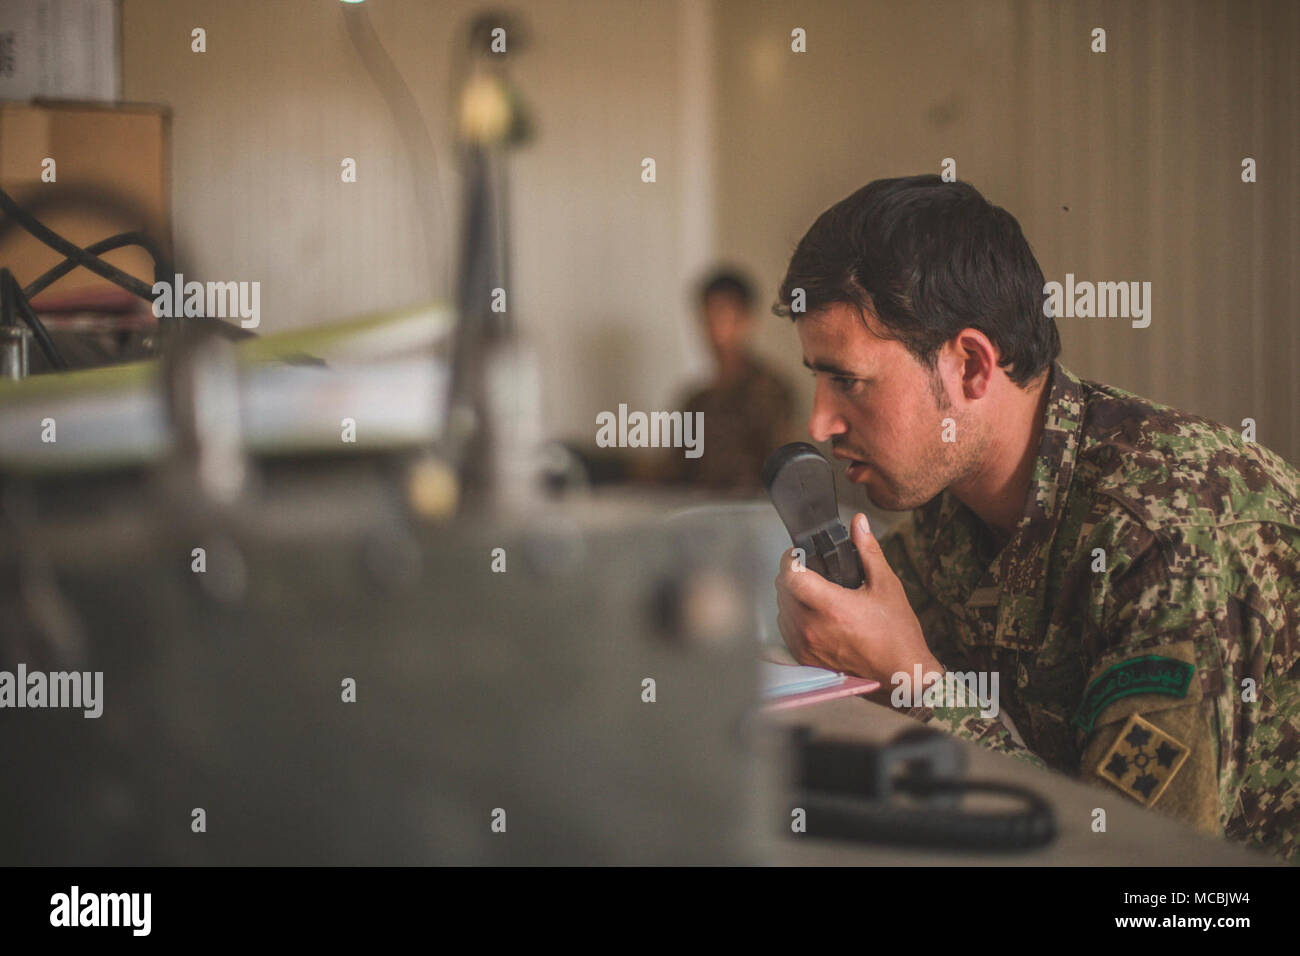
[808,382,846,443]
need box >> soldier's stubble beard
[862,371,990,512]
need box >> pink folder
[762,676,880,711]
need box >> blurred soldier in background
[657,268,796,495]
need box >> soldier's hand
[774,512,940,682]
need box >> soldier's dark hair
[773,175,1059,386]
[698,267,756,313]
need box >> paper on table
[760,661,846,698]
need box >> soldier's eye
[832,376,864,394]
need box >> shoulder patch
[1095,713,1191,806]
[1073,655,1195,733]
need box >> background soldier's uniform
[665,353,795,494]
[880,361,1300,862]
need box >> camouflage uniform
[880,361,1300,862]
[666,353,795,494]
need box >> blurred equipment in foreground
[0,464,767,863]
[0,6,769,863]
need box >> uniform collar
[933,360,1085,544]
[924,361,1087,645]
[1012,360,1087,558]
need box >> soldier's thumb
[851,512,892,585]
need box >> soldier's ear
[941,331,995,401]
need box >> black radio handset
[761,442,865,589]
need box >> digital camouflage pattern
[880,361,1300,862]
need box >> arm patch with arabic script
[1072,655,1195,734]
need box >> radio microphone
[761,442,865,589]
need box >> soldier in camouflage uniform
[881,362,1300,862]
[659,268,797,494]
[673,356,796,494]
[771,175,1300,862]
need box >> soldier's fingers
[778,551,835,606]
[776,551,810,606]
[775,587,803,625]
[851,513,896,589]
[776,608,806,662]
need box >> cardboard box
[0,98,169,309]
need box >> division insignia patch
[1095,713,1191,807]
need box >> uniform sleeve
[1074,528,1226,836]
[880,514,1050,771]
[904,702,1051,771]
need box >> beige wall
[716,0,1299,465]
[120,0,1298,463]
[121,0,716,439]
